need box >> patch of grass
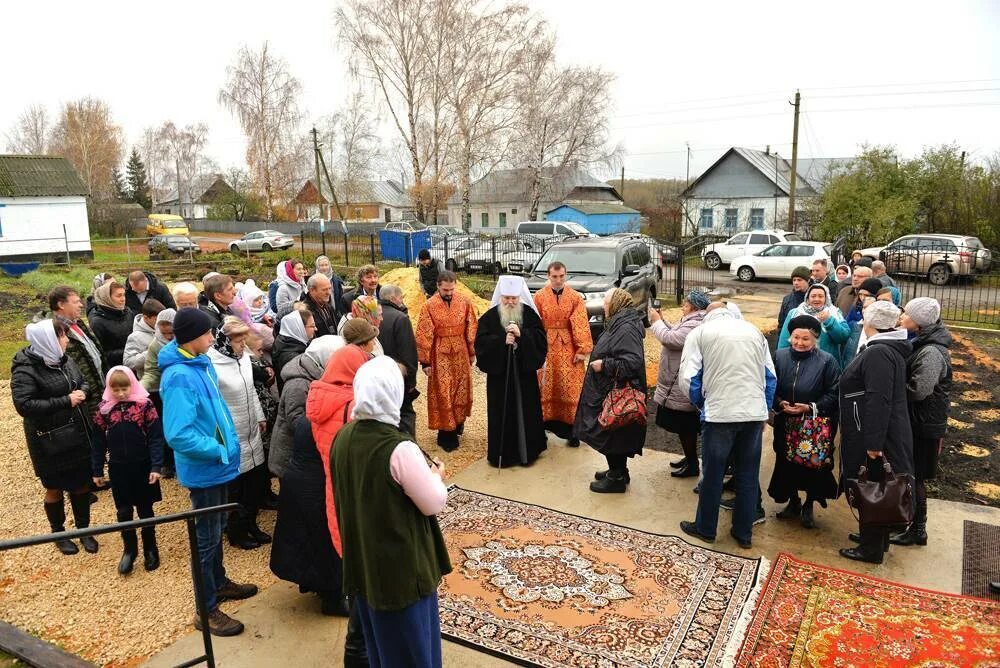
[942,308,1000,330]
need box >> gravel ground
[0,271,777,666]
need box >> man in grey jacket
[677,301,776,550]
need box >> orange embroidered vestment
[533,285,593,426]
[416,293,478,431]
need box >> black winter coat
[839,336,914,487]
[11,348,93,481]
[124,272,176,313]
[778,290,806,331]
[772,347,841,451]
[378,300,418,396]
[272,334,308,394]
[304,293,339,338]
[89,304,135,368]
[419,259,441,297]
[907,322,953,440]
[573,308,646,456]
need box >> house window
[481,212,489,227]
[511,208,517,214]
[499,212,507,228]
[749,208,764,229]
[384,208,392,223]
[699,208,713,229]
[724,208,738,230]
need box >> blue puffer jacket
[158,340,240,489]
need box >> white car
[730,241,834,282]
[702,229,804,270]
[229,230,296,253]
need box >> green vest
[332,419,452,611]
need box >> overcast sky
[3,0,999,182]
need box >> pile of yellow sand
[380,268,491,328]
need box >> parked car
[609,232,679,279]
[515,220,594,239]
[428,235,493,271]
[525,236,657,340]
[702,229,803,270]
[148,235,200,259]
[466,236,546,274]
[229,230,296,253]
[730,241,833,282]
[857,234,992,286]
[385,221,427,233]
[146,214,189,237]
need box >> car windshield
[564,223,589,235]
[163,220,185,229]
[784,233,802,241]
[534,247,616,275]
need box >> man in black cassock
[475,275,548,468]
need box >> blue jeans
[696,421,764,543]
[356,593,442,668]
[189,484,229,612]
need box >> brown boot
[216,579,259,603]
[194,608,244,637]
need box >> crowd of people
[10,249,965,666]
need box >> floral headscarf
[605,289,634,320]
[352,295,383,327]
[801,283,833,316]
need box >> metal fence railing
[0,503,240,668]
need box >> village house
[682,146,852,237]
[291,178,413,224]
[0,154,93,262]
[152,175,234,219]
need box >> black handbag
[35,416,82,458]
[845,459,915,528]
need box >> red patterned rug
[735,552,1000,667]
[437,487,765,667]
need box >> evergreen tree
[125,147,152,210]
[111,167,128,201]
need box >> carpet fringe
[721,554,771,668]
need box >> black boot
[248,516,272,545]
[227,514,260,550]
[800,501,816,529]
[141,527,160,571]
[670,457,688,469]
[44,500,78,555]
[344,598,369,668]
[776,496,802,520]
[319,592,350,616]
[670,463,699,478]
[119,530,138,575]
[594,469,631,483]
[589,470,628,493]
[890,523,928,546]
[437,430,459,452]
[69,493,99,553]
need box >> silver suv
[878,234,992,286]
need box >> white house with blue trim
[682,147,853,237]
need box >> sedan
[149,235,200,259]
[730,241,833,281]
[429,235,494,271]
[229,230,296,253]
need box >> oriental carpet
[436,487,765,667]
[734,552,1000,668]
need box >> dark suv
[524,235,657,340]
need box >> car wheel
[737,266,756,282]
[928,263,951,286]
[704,252,722,270]
[262,243,272,252]
[229,243,240,253]
[445,259,457,272]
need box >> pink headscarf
[99,365,150,414]
[283,261,297,282]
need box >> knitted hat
[863,301,901,330]
[859,278,884,296]
[791,266,811,281]
[342,318,378,346]
[787,314,822,336]
[173,307,213,345]
[418,248,431,261]
[904,297,940,328]
[684,290,711,311]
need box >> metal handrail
[0,503,241,668]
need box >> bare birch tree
[49,97,124,200]
[513,42,622,220]
[314,91,383,219]
[219,42,303,221]
[5,104,50,154]
[337,0,456,223]
[153,122,210,214]
[445,1,544,230]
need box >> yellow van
[146,214,190,237]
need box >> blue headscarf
[685,290,711,311]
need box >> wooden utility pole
[311,128,324,220]
[620,167,625,201]
[788,90,801,232]
[685,142,692,236]
[312,129,345,222]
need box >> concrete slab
[145,438,1000,667]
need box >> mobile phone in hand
[651,298,662,310]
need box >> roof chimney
[765,145,770,155]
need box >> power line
[804,77,1000,92]
[809,86,1000,100]
[808,100,1000,114]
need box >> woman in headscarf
[574,288,646,493]
[272,308,317,391]
[89,281,135,368]
[274,260,307,312]
[237,279,271,324]
[649,290,709,478]
[208,317,269,550]
[314,256,345,314]
[12,320,99,555]
[767,314,841,529]
[270,342,367,617]
[86,272,114,320]
[777,283,850,363]
[336,295,385,356]
[269,335,346,478]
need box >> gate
[658,235,728,305]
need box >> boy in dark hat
[418,249,441,298]
[779,266,811,330]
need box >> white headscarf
[303,335,346,370]
[489,275,538,314]
[279,310,309,345]
[238,279,268,321]
[155,308,177,343]
[351,355,402,426]
[26,320,65,366]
